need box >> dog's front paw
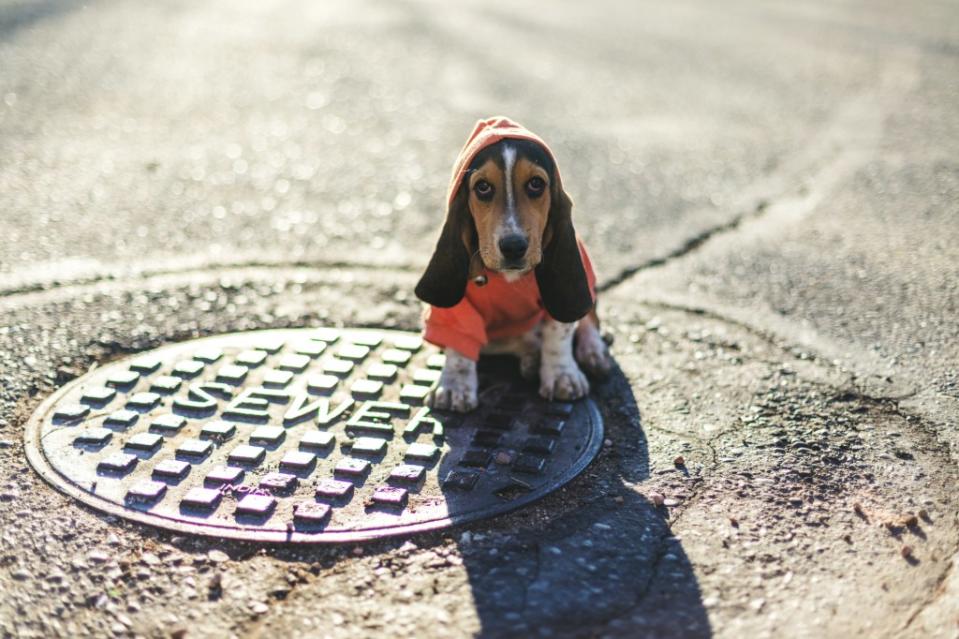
[427,349,479,413]
[539,361,590,401]
[428,384,478,412]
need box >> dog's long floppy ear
[415,184,476,307]
[535,180,593,323]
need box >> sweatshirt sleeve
[422,298,488,361]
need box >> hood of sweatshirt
[445,116,564,207]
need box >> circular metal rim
[24,330,605,544]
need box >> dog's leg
[519,322,542,381]
[539,318,590,401]
[575,310,613,378]
[427,348,478,413]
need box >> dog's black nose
[498,234,529,261]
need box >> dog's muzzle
[498,234,529,267]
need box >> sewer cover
[24,328,604,543]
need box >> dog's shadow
[438,356,712,638]
[154,357,711,637]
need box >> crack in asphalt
[644,423,722,467]
[583,529,681,636]
[0,263,418,314]
[638,294,959,482]
[595,200,770,295]
[588,296,959,634]
[0,257,417,299]
[903,551,956,631]
[517,540,541,619]
[593,60,897,298]
[639,299,919,402]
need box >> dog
[415,117,611,412]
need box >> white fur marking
[498,145,522,238]
[428,349,478,413]
[503,145,517,216]
[539,319,590,401]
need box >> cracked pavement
[1,0,958,637]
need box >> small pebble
[649,492,665,507]
[673,455,685,466]
[251,602,269,615]
[494,451,513,465]
[900,545,913,559]
[207,550,229,563]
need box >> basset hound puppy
[415,117,612,412]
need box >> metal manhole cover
[25,328,604,543]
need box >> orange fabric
[444,116,564,208]
[422,117,596,361]
[423,239,597,360]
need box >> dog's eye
[474,180,494,201]
[526,176,546,198]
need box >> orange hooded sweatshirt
[421,117,597,361]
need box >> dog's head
[415,136,593,323]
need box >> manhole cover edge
[24,328,605,544]
[26,393,604,544]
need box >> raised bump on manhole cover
[24,328,604,543]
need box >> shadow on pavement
[0,0,78,39]
[157,356,711,638]
[448,357,712,638]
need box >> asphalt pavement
[1,0,957,637]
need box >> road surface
[1,1,957,637]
